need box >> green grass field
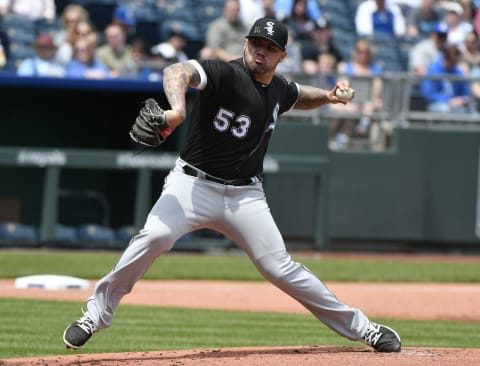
[0,249,479,358]
[1,249,479,282]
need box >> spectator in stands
[458,0,476,23]
[65,33,110,79]
[330,38,383,146]
[442,0,473,49]
[274,0,325,27]
[119,38,164,81]
[469,61,480,112]
[474,3,480,35]
[96,23,133,78]
[112,5,137,39]
[239,0,277,28]
[317,53,338,89]
[276,30,303,77]
[0,25,7,69]
[0,0,55,20]
[151,29,188,64]
[199,0,248,61]
[355,0,407,38]
[421,44,472,113]
[303,52,338,90]
[461,30,480,71]
[53,4,90,50]
[0,44,5,69]
[406,0,441,37]
[408,21,449,75]
[300,20,343,73]
[16,34,65,77]
[282,0,319,47]
[56,19,97,66]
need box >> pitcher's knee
[255,251,300,283]
[135,227,175,254]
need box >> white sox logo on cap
[246,17,288,51]
[264,21,275,36]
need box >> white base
[15,274,90,290]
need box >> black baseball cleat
[63,313,97,349]
[362,322,401,352]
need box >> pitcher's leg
[254,250,368,340]
[86,169,220,329]
[87,215,178,330]
[222,186,369,341]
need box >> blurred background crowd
[1,0,480,145]
[0,0,479,80]
[1,0,479,246]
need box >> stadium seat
[160,20,202,42]
[116,225,136,243]
[6,42,36,71]
[0,222,38,243]
[77,224,116,244]
[158,1,197,23]
[133,4,160,22]
[195,1,223,33]
[55,224,78,243]
[0,13,36,32]
[36,18,61,36]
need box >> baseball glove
[129,98,173,147]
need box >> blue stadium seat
[36,18,61,36]
[0,14,36,32]
[116,225,136,243]
[5,27,36,44]
[55,224,78,243]
[133,4,160,22]
[325,14,356,33]
[0,222,38,242]
[158,1,197,22]
[160,20,202,42]
[195,3,224,35]
[358,34,406,72]
[77,224,116,244]
[331,32,357,61]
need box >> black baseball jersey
[180,58,299,179]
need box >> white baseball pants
[85,158,370,341]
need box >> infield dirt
[1,252,479,365]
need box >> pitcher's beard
[243,50,269,74]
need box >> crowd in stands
[1,0,480,139]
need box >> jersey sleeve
[190,59,234,97]
[277,75,300,114]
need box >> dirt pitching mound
[3,346,480,366]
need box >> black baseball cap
[246,17,288,51]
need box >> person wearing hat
[421,43,472,113]
[63,17,401,354]
[17,34,65,77]
[409,21,450,75]
[442,1,473,49]
[151,29,188,64]
[300,20,343,70]
[112,5,136,39]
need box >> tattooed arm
[294,79,354,110]
[162,61,201,128]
